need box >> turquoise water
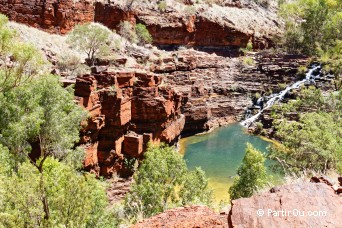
[180,123,277,202]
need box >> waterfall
[241,65,322,127]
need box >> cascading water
[241,64,322,127]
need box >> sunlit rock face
[229,182,342,227]
[75,69,184,177]
[0,0,94,34]
[0,0,280,49]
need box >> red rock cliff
[93,2,279,49]
[74,68,184,177]
[0,0,280,48]
[0,0,94,34]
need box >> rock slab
[132,206,228,228]
[229,183,342,228]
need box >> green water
[181,123,277,202]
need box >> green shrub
[135,23,153,45]
[269,88,342,175]
[243,57,255,66]
[0,156,114,227]
[240,40,253,54]
[124,144,212,221]
[229,143,268,200]
[279,0,342,55]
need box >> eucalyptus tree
[67,23,112,65]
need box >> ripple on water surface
[180,123,278,202]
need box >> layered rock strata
[71,50,308,175]
[0,0,280,49]
[4,19,309,177]
[0,0,94,34]
[74,69,183,176]
[154,50,308,134]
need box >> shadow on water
[180,123,281,202]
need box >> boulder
[229,183,342,227]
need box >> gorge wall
[157,50,308,134]
[0,0,94,34]
[73,68,184,177]
[72,50,308,176]
[0,0,280,49]
[0,0,299,177]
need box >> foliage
[279,0,342,55]
[124,144,212,221]
[0,75,86,167]
[255,121,264,132]
[179,167,212,206]
[269,88,342,175]
[242,56,255,66]
[0,74,87,222]
[0,19,89,223]
[135,23,153,45]
[319,40,342,90]
[229,143,268,200]
[123,156,138,172]
[269,112,342,175]
[271,87,328,118]
[240,40,253,55]
[118,22,153,46]
[0,156,114,227]
[0,14,45,93]
[67,23,112,65]
[0,14,116,227]
[278,0,342,88]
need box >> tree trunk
[40,172,50,221]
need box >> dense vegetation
[267,0,342,176]
[123,144,212,222]
[279,0,342,87]
[118,22,153,45]
[0,15,116,227]
[269,88,342,175]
